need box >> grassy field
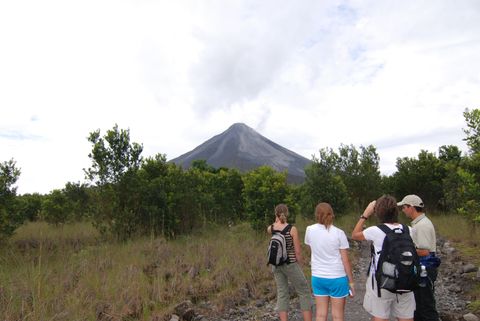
[0,222,275,321]
[0,212,478,320]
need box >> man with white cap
[398,194,440,321]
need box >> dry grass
[2,212,478,320]
[0,222,274,321]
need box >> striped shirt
[272,224,296,264]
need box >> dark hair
[275,204,289,224]
[375,195,398,223]
[315,202,334,230]
[413,206,424,212]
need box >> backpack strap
[401,224,410,235]
[377,224,393,235]
[281,224,292,234]
[374,224,394,298]
[368,242,376,293]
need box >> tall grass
[0,222,274,321]
[1,212,477,320]
[430,212,480,266]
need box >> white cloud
[0,0,478,193]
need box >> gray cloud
[188,1,334,114]
[0,130,41,141]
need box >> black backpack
[370,224,421,297]
[267,224,291,266]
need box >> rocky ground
[168,237,480,321]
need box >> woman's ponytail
[275,204,289,224]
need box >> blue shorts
[311,275,349,298]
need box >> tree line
[1,109,479,241]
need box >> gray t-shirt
[411,214,436,253]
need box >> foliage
[0,159,22,240]
[84,125,144,240]
[15,193,43,221]
[463,108,480,154]
[336,144,382,210]
[302,148,349,216]
[242,166,291,231]
[136,154,170,237]
[63,182,90,221]
[84,124,143,185]
[42,189,70,225]
[393,150,445,209]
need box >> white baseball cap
[397,194,424,208]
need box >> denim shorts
[311,275,349,298]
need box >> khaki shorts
[363,274,415,319]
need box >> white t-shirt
[304,224,349,278]
[363,223,411,272]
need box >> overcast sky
[1,0,479,194]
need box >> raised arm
[352,200,376,241]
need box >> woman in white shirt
[304,202,354,321]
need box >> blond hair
[315,202,334,230]
[275,204,289,224]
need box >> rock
[255,299,266,307]
[477,269,480,280]
[169,315,180,321]
[174,300,196,321]
[449,285,463,293]
[463,313,480,321]
[439,311,459,321]
[444,246,456,255]
[95,303,113,321]
[237,287,249,305]
[462,264,478,274]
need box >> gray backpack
[267,224,290,266]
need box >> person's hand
[363,200,376,218]
[349,283,356,297]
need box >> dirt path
[207,237,471,321]
[211,241,373,321]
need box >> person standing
[398,195,440,321]
[304,202,354,321]
[267,204,313,321]
[352,195,415,321]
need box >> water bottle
[419,265,427,287]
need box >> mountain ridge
[170,123,311,183]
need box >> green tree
[84,125,144,239]
[137,154,169,237]
[63,182,90,221]
[164,164,195,236]
[463,108,480,154]
[358,145,383,206]
[0,159,22,239]
[302,148,349,216]
[211,168,244,224]
[439,145,464,211]
[84,124,143,185]
[336,144,382,210]
[393,150,445,209]
[242,166,291,231]
[16,193,43,221]
[42,189,70,225]
[439,145,462,164]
